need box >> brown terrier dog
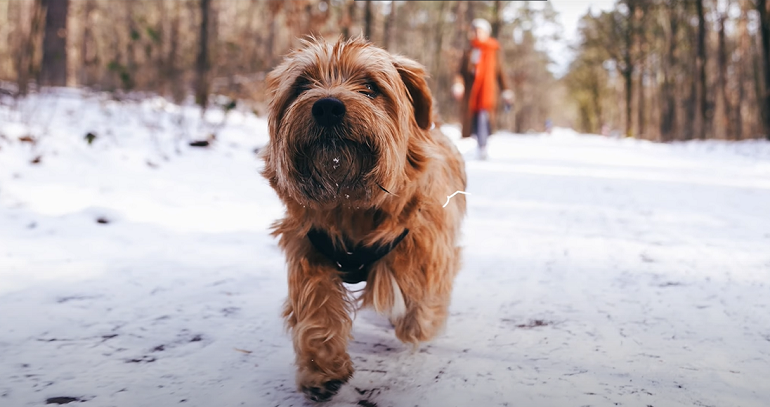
[262,37,467,402]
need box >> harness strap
[307,228,410,284]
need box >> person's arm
[453,50,469,100]
[496,49,514,105]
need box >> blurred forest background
[0,0,769,141]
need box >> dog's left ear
[393,56,433,130]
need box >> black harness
[307,228,409,284]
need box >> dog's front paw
[297,361,353,402]
[301,379,345,402]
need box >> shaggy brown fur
[261,37,467,402]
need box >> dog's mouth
[293,136,376,205]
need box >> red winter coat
[457,38,511,138]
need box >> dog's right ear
[393,56,433,130]
[263,61,296,192]
[265,61,292,137]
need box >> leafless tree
[39,0,68,87]
[758,0,770,137]
[195,0,213,109]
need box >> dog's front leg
[284,256,354,402]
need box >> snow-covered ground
[1,91,769,407]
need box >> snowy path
[1,95,770,407]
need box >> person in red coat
[453,18,513,160]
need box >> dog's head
[263,37,432,209]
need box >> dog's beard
[293,128,376,206]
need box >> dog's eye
[294,85,309,97]
[293,78,310,97]
[359,82,379,99]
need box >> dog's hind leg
[392,293,451,345]
[388,246,462,345]
[364,264,452,345]
[283,256,355,402]
[364,263,407,323]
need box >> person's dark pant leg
[476,110,490,148]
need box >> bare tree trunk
[0,0,12,77]
[432,1,448,75]
[736,0,750,140]
[660,6,678,142]
[168,1,184,103]
[591,72,603,131]
[685,42,697,139]
[340,0,356,39]
[638,64,646,138]
[695,0,709,139]
[752,2,763,138]
[247,0,262,71]
[384,0,396,52]
[451,1,469,50]
[431,1,451,118]
[80,0,95,87]
[17,0,45,95]
[40,0,68,87]
[124,0,136,90]
[624,69,633,137]
[266,2,281,67]
[465,0,475,26]
[157,1,169,94]
[622,2,635,137]
[758,0,770,138]
[195,0,212,109]
[717,12,732,139]
[363,0,372,40]
[491,0,502,38]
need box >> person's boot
[478,145,488,160]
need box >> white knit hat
[471,18,492,34]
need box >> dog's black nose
[312,98,346,127]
